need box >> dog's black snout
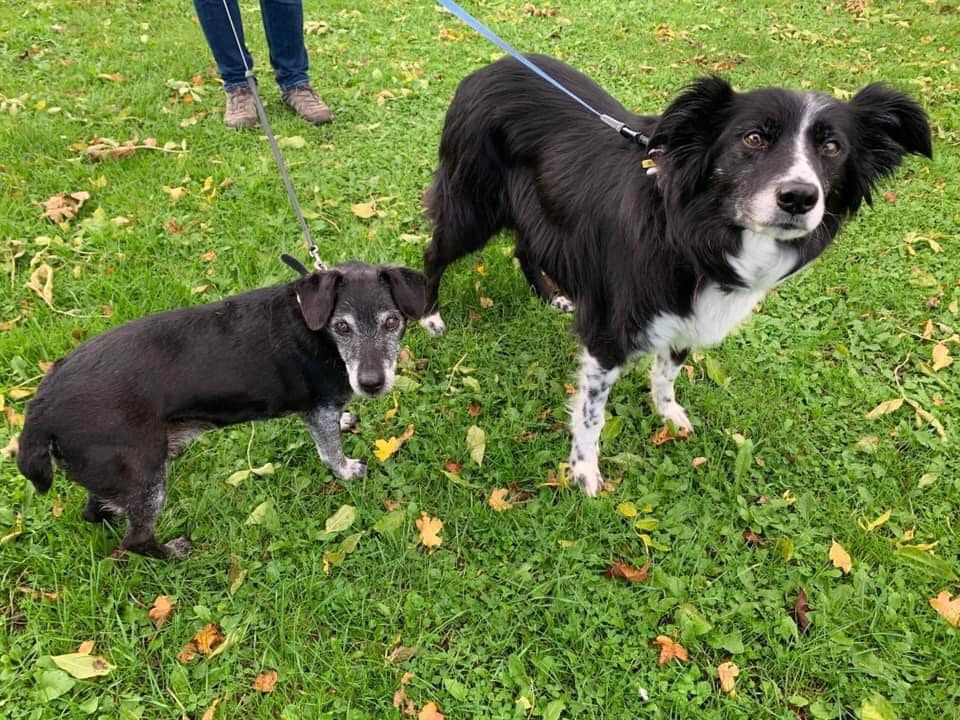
[357,368,385,395]
[776,182,819,215]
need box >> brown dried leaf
[419,702,445,720]
[651,424,690,446]
[717,661,740,695]
[386,645,418,665]
[743,527,766,546]
[929,591,960,627]
[252,670,278,693]
[415,512,443,549]
[200,698,221,720]
[652,635,688,665]
[603,561,650,583]
[148,595,174,628]
[793,586,813,633]
[192,623,225,655]
[829,540,852,574]
[26,263,55,308]
[488,488,513,512]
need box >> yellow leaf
[26,263,55,308]
[51,651,115,679]
[865,398,903,420]
[617,501,639,517]
[932,343,953,371]
[829,540,852,574]
[252,670,278,692]
[415,511,443,549]
[466,425,486,465]
[373,424,414,462]
[717,662,739,695]
[148,595,174,628]
[163,185,187,202]
[76,640,95,655]
[858,509,892,533]
[193,623,225,655]
[351,201,376,219]
[929,591,960,627]
[488,488,513,512]
[692,456,708,468]
[418,701,445,720]
[200,699,221,720]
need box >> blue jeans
[193,0,310,92]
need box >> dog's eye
[821,140,841,157]
[383,316,400,331]
[333,320,351,335]
[743,131,767,149]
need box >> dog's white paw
[660,403,693,433]
[339,411,358,432]
[165,536,192,559]
[550,294,575,313]
[570,458,604,497]
[336,458,367,480]
[419,311,447,337]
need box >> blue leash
[436,0,650,147]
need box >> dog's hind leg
[514,243,575,313]
[118,461,191,560]
[301,405,367,480]
[82,494,121,524]
[568,350,622,496]
[650,348,693,432]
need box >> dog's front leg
[301,405,367,480]
[569,351,622,496]
[650,348,693,432]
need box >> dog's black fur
[422,54,931,494]
[17,260,426,558]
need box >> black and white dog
[16,258,426,558]
[421,55,931,495]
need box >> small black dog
[17,257,426,559]
[422,54,931,495]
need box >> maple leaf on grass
[373,424,414,462]
[488,488,513,511]
[929,591,960,627]
[252,670,278,692]
[650,424,689,446]
[177,623,225,662]
[652,635,688,665]
[829,540,852,574]
[419,702,445,720]
[415,512,443,550]
[603,561,650,583]
[148,595,174,628]
[717,662,739,696]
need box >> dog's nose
[357,369,384,395]
[776,182,819,215]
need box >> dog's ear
[843,84,932,210]
[648,76,735,206]
[295,270,342,331]
[379,267,427,320]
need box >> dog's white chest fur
[644,231,800,352]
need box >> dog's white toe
[337,458,367,480]
[571,459,604,497]
[338,411,358,432]
[550,294,575,313]
[419,312,447,337]
[660,403,693,433]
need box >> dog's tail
[16,407,55,493]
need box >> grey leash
[219,0,326,271]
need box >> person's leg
[194,0,254,90]
[193,0,258,127]
[261,0,333,124]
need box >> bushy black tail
[16,414,54,493]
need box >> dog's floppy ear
[648,76,735,206]
[843,84,932,211]
[295,270,342,331]
[379,266,427,320]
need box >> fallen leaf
[931,343,953,371]
[244,500,274,526]
[16,585,58,601]
[416,512,443,549]
[176,642,197,663]
[859,694,898,720]
[906,398,947,442]
[200,698,221,720]
[50,650,115,679]
[252,670,278,693]
[650,424,690,446]
[351,201,377,219]
[76,640,95,655]
[743,527,766,546]
[26,264,55,308]
[418,702,445,720]
[603,561,649,583]
[163,185,187,202]
[829,540,852,574]
[929,591,960,627]
[192,624,225,655]
[865,398,903,420]
[652,635,688,665]
[42,191,89,223]
[278,135,306,149]
[488,488,513,512]
[324,504,357,533]
[148,595,174,628]
[859,509,892,533]
[386,645,418,665]
[466,425,486,465]
[692,456,707,468]
[793,587,812,633]
[322,531,363,573]
[0,512,24,544]
[717,661,739,695]
[373,425,414,462]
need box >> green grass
[1,1,958,718]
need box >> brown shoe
[224,87,258,129]
[282,84,333,125]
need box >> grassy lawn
[2,0,958,718]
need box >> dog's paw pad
[419,312,447,337]
[339,411,358,432]
[550,294,575,313]
[337,458,367,480]
[166,536,192,559]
